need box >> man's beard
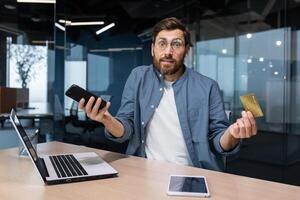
[153,53,185,76]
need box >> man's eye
[157,41,166,47]
[172,42,182,48]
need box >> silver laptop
[10,109,118,185]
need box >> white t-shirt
[145,80,192,166]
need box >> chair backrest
[70,100,78,117]
[100,95,112,102]
[54,94,64,121]
[225,110,232,121]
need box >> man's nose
[164,44,174,55]
[164,52,172,59]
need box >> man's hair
[152,17,191,47]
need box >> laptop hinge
[37,157,50,178]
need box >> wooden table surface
[0,141,299,200]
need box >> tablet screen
[167,175,209,197]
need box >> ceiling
[0,0,300,43]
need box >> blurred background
[0,0,300,186]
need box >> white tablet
[167,175,210,197]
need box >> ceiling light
[262,68,266,72]
[276,40,282,46]
[55,22,65,31]
[274,71,279,75]
[247,58,252,63]
[58,19,71,24]
[108,48,134,52]
[58,20,104,26]
[221,49,227,54]
[90,47,142,52]
[17,0,56,3]
[70,21,104,26]
[259,57,264,62]
[4,4,16,9]
[96,23,115,35]
[246,33,252,39]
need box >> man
[79,17,257,171]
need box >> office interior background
[0,0,300,186]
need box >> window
[7,42,48,102]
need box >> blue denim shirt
[105,65,240,171]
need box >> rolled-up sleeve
[209,82,241,155]
[213,131,242,155]
[104,69,137,143]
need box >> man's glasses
[154,39,185,51]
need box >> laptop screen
[10,109,39,162]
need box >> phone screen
[168,175,209,196]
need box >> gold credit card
[240,93,264,118]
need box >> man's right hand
[79,97,125,138]
[79,96,112,124]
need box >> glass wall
[197,28,288,131]
[189,0,300,185]
[0,1,55,146]
[196,37,235,109]
[0,2,54,103]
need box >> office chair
[225,110,232,123]
[64,100,86,144]
[70,100,78,118]
[64,100,104,145]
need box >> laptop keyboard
[49,155,88,178]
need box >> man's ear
[151,43,154,57]
[184,45,190,57]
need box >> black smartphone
[65,84,107,110]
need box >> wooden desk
[0,102,53,119]
[0,142,299,200]
[0,102,53,128]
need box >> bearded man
[79,17,257,171]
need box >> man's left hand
[229,111,257,139]
[220,111,257,151]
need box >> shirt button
[151,105,154,108]
[141,140,144,144]
[159,74,162,77]
[159,88,163,91]
[141,121,145,125]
